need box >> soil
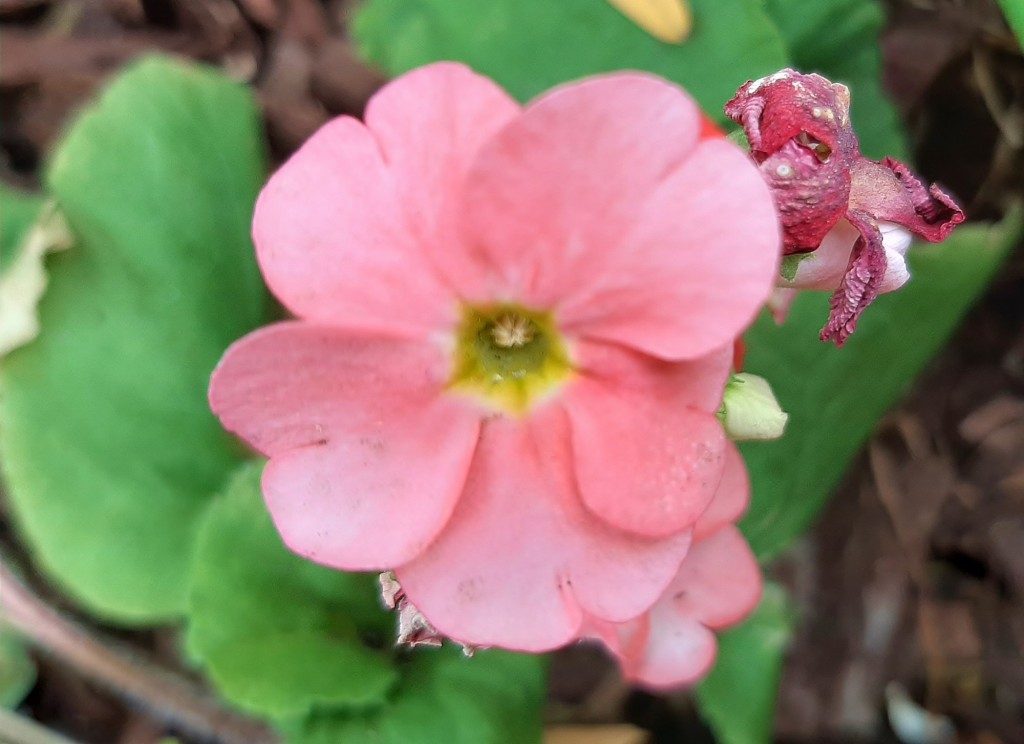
[1,1,1022,743]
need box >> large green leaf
[187,461,547,741]
[696,583,793,744]
[282,647,546,744]
[762,0,908,160]
[353,0,788,118]
[0,56,267,622]
[187,462,398,718]
[741,210,1023,560]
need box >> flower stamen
[449,304,573,414]
[490,312,536,348]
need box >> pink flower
[209,63,778,664]
[725,69,965,345]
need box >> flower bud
[720,373,788,441]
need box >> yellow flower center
[448,304,574,414]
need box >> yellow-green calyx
[449,304,574,414]
[717,372,788,441]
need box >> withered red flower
[725,69,965,345]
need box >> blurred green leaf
[187,461,397,718]
[0,632,36,709]
[353,0,788,119]
[696,583,793,744]
[282,646,546,744]
[0,55,267,623]
[763,0,908,160]
[0,186,44,267]
[995,0,1024,47]
[741,210,1024,560]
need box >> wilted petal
[725,68,859,255]
[779,219,912,293]
[851,157,965,243]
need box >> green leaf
[995,0,1024,48]
[0,186,44,266]
[696,583,793,744]
[0,55,267,623]
[779,253,811,283]
[187,461,546,736]
[281,647,546,744]
[0,632,37,709]
[187,462,398,719]
[206,633,397,719]
[741,210,1024,560]
[353,0,788,120]
[762,0,908,160]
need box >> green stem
[0,708,85,744]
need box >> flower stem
[0,708,85,744]
[0,559,278,744]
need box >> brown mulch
[2,1,1023,743]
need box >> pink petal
[584,610,717,689]
[767,287,799,325]
[563,341,731,537]
[666,525,762,629]
[460,73,704,308]
[395,409,693,652]
[364,63,520,296]
[594,525,761,689]
[558,139,780,360]
[253,63,517,333]
[622,614,719,689]
[693,442,750,541]
[209,322,481,569]
[572,338,733,411]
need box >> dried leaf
[605,0,692,43]
[0,202,72,356]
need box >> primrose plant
[208,63,963,687]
